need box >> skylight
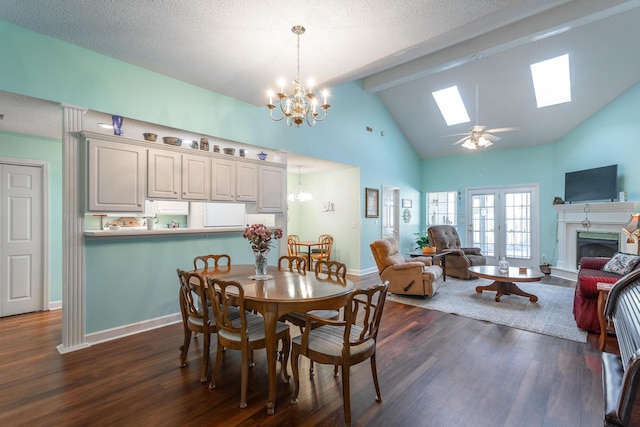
[530,54,571,108]
[432,86,470,126]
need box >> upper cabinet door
[236,162,258,202]
[147,149,181,199]
[211,158,236,201]
[181,153,210,200]
[258,165,285,213]
[87,138,146,212]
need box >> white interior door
[1,163,43,316]
[467,185,539,268]
[382,187,399,241]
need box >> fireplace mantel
[551,201,640,280]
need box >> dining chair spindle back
[291,281,389,426]
[176,268,213,383]
[278,255,307,274]
[205,277,291,409]
[193,254,231,271]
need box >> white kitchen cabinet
[181,153,210,200]
[211,158,236,201]
[236,162,258,202]
[158,200,190,215]
[87,138,146,212]
[143,200,189,216]
[147,149,180,199]
[258,165,286,213]
[148,150,209,201]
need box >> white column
[57,105,90,354]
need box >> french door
[467,185,539,268]
[382,187,399,242]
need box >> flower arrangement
[243,223,283,252]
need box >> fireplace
[552,201,640,280]
[576,231,619,268]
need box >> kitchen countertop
[84,226,244,238]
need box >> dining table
[294,241,323,270]
[190,263,355,415]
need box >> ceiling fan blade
[485,126,520,133]
[483,133,501,142]
[452,136,469,145]
[441,132,471,138]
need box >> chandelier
[288,166,313,202]
[267,25,330,127]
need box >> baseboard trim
[85,313,182,346]
[550,267,578,281]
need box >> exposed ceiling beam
[363,0,640,94]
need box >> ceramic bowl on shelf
[143,133,157,142]
[257,152,268,161]
[223,148,235,155]
[162,136,181,146]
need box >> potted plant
[415,232,435,254]
[539,256,552,275]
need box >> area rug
[387,277,587,343]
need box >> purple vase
[112,115,124,136]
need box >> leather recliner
[428,225,486,279]
[370,237,442,297]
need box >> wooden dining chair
[282,260,346,331]
[205,277,291,409]
[287,235,301,257]
[314,259,346,279]
[311,234,332,254]
[290,282,389,426]
[193,254,231,271]
[309,235,333,269]
[278,255,307,274]
[176,268,214,383]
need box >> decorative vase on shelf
[498,256,510,273]
[112,115,124,136]
[253,249,270,279]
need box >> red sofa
[573,256,640,332]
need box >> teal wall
[2,15,637,334]
[0,132,63,301]
[0,19,421,333]
[423,81,640,264]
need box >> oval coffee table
[468,265,543,302]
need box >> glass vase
[253,249,270,279]
[498,256,510,273]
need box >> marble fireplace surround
[552,202,640,281]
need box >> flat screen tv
[564,164,618,203]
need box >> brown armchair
[370,237,442,297]
[427,225,486,279]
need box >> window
[432,86,470,126]
[530,54,571,108]
[426,191,457,226]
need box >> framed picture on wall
[365,188,379,218]
[402,199,412,208]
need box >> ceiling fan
[445,85,519,150]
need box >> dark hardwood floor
[0,273,604,426]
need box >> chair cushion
[602,252,640,275]
[218,313,289,342]
[292,324,374,357]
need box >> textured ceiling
[0,0,639,160]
